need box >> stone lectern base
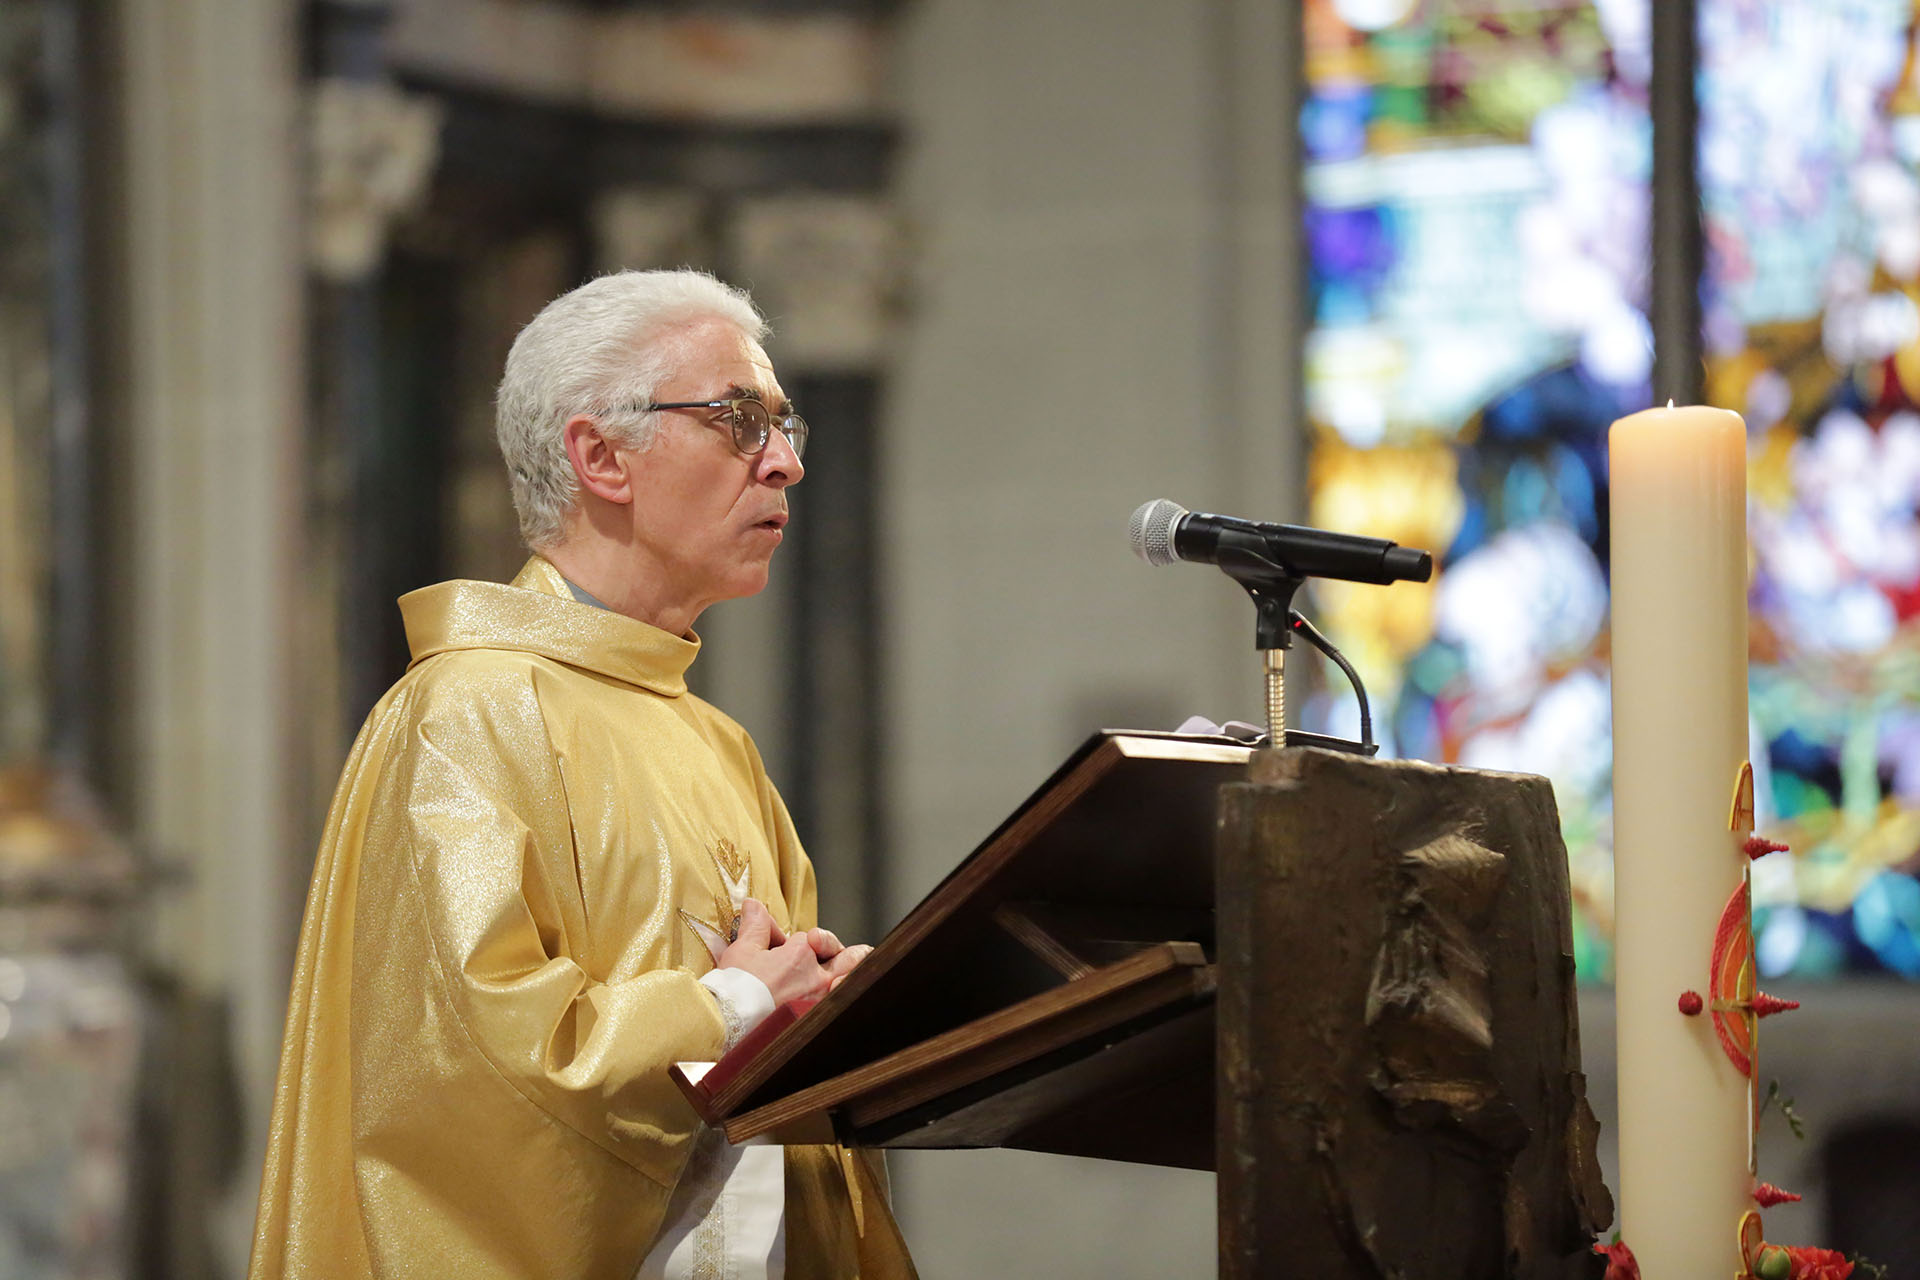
[1217,747,1614,1280]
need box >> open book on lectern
[670,729,1251,1171]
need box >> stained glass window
[1302,0,1920,981]
[1302,0,1650,978]
[1701,0,1920,979]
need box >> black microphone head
[1129,499,1188,566]
[1383,545,1433,582]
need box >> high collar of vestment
[399,555,700,698]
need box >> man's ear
[562,415,634,505]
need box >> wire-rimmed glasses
[641,398,809,460]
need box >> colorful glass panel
[1302,0,1649,979]
[1702,0,1920,979]
[1304,0,1920,980]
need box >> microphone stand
[1215,535,1378,755]
[1214,539,1304,747]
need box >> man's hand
[715,900,876,1004]
[715,899,832,1006]
[801,926,874,992]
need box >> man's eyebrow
[722,384,794,415]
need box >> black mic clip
[1213,531,1304,654]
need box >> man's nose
[757,425,804,486]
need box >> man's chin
[719,564,774,601]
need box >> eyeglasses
[640,398,809,460]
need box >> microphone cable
[1287,609,1374,753]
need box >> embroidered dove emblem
[681,837,753,962]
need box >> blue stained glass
[1549,444,1599,542]
[1754,904,1803,979]
[1306,206,1397,294]
[1500,457,1554,526]
[1304,86,1376,161]
[1447,493,1490,562]
[1854,873,1920,977]
[1788,910,1854,979]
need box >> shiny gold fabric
[250,557,914,1279]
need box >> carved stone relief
[729,194,904,371]
[308,77,444,283]
[385,0,887,124]
[593,188,712,274]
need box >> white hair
[494,268,768,548]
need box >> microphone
[1129,499,1432,585]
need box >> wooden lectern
[677,734,1613,1278]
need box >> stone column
[115,0,305,1268]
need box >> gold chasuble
[250,557,914,1280]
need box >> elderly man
[249,270,914,1279]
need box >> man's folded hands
[718,899,873,1004]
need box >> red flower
[1593,1241,1640,1280]
[1783,1246,1852,1280]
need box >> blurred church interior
[0,0,1917,1275]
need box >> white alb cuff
[698,967,777,1052]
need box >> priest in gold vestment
[249,271,916,1279]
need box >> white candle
[1610,404,1751,1278]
